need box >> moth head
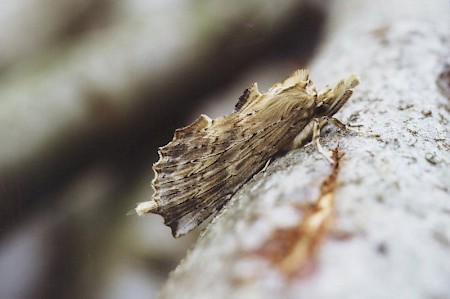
[315,74,360,117]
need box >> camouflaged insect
[134,70,360,237]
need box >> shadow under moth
[134,70,360,237]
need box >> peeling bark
[158,1,450,298]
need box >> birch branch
[158,1,450,298]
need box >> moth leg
[290,117,358,163]
[262,157,272,172]
[321,116,380,138]
[289,118,329,151]
[328,117,380,137]
[326,117,347,131]
[261,157,272,176]
[290,121,315,150]
[348,124,380,137]
[311,118,335,164]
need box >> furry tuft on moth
[134,70,363,238]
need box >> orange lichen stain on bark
[256,148,342,277]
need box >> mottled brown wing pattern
[152,112,304,237]
[234,83,260,112]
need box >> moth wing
[146,113,271,237]
[234,82,261,112]
[136,68,317,237]
[234,69,310,113]
[268,69,310,94]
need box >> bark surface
[159,1,450,298]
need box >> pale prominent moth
[134,70,360,237]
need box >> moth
[134,70,360,237]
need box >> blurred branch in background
[0,1,328,298]
[0,0,325,231]
[0,0,109,73]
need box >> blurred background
[0,0,328,298]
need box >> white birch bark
[158,1,450,298]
